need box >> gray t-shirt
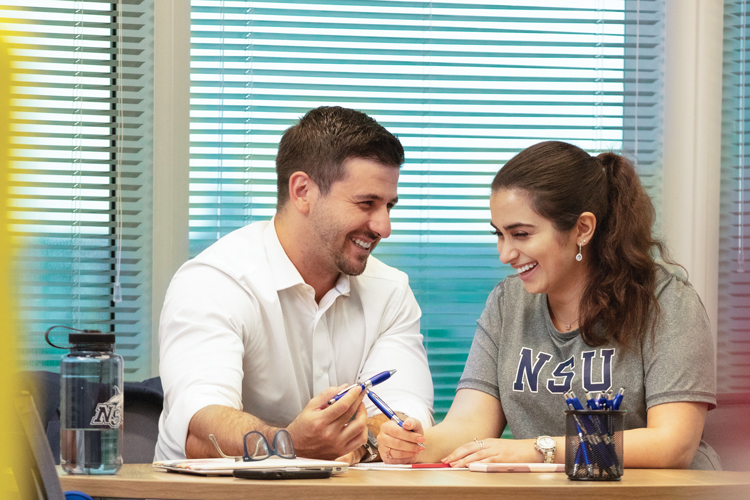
[457,265,721,470]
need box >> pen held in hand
[328,369,397,405]
[367,389,426,449]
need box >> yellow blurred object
[0,27,23,499]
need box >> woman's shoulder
[653,262,706,311]
[654,260,687,282]
[486,273,535,307]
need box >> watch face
[538,437,555,449]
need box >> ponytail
[579,152,668,347]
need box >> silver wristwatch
[361,430,378,463]
[534,435,556,463]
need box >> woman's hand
[441,438,542,468]
[376,418,426,464]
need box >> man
[155,106,434,464]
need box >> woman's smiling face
[490,188,588,301]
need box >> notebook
[469,462,565,473]
[153,457,348,476]
[353,462,468,470]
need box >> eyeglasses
[209,429,297,462]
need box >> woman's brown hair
[491,141,669,347]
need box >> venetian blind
[1,0,154,380]
[189,0,665,421]
[720,0,750,397]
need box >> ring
[474,438,485,450]
[384,447,393,459]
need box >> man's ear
[576,212,597,247]
[288,171,317,215]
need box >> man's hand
[335,446,367,465]
[286,384,368,460]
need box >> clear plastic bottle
[47,327,124,474]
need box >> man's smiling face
[308,157,399,277]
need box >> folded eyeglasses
[209,429,296,462]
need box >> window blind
[720,0,750,398]
[189,0,665,421]
[1,0,154,380]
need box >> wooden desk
[58,464,750,500]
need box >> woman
[378,141,720,470]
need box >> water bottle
[46,326,124,475]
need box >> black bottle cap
[45,325,116,349]
[69,331,116,344]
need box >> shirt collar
[263,217,350,297]
[333,273,350,296]
[264,217,305,291]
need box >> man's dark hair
[275,106,405,208]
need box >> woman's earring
[576,241,583,262]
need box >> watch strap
[361,429,378,463]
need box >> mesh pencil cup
[564,410,626,481]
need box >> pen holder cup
[564,410,626,481]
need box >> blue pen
[367,389,425,448]
[585,391,600,410]
[566,391,585,410]
[612,388,625,410]
[566,398,592,475]
[575,425,592,475]
[328,369,397,405]
[598,391,609,410]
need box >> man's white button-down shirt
[155,218,434,460]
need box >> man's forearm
[186,404,282,459]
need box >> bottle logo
[90,386,123,429]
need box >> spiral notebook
[153,457,348,476]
